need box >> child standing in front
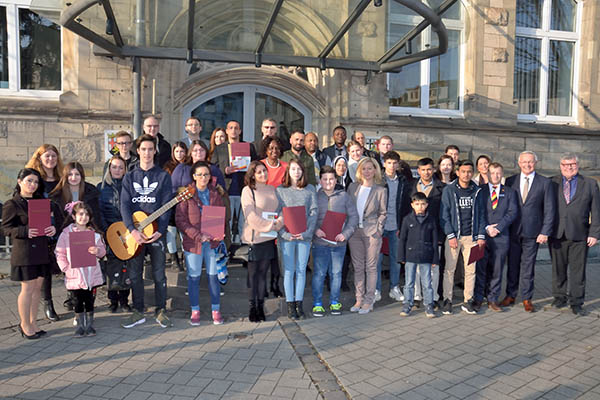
[398,192,439,318]
[55,201,106,337]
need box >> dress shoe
[18,325,40,340]
[44,300,59,321]
[551,298,567,309]
[523,299,534,312]
[571,305,585,316]
[488,302,502,312]
[499,296,515,307]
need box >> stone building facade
[1,0,599,197]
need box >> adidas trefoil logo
[132,176,158,203]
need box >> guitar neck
[138,196,180,230]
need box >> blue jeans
[404,262,433,307]
[166,225,180,254]
[312,244,346,307]
[128,238,167,313]
[280,240,311,302]
[184,242,220,311]
[377,230,400,291]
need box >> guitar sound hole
[116,230,128,248]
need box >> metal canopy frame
[59,0,457,73]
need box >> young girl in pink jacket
[55,201,106,337]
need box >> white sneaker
[73,317,77,326]
[389,286,405,302]
[374,290,382,302]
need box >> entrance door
[182,85,312,148]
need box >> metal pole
[133,0,146,138]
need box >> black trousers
[549,237,588,306]
[108,290,130,304]
[248,259,270,302]
[70,289,95,313]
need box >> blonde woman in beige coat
[348,158,387,314]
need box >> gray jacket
[313,188,359,247]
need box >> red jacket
[175,186,224,254]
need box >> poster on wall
[104,130,122,161]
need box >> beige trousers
[349,228,381,305]
[443,236,476,302]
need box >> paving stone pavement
[1,261,600,399]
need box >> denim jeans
[414,265,440,302]
[404,262,433,307]
[229,195,244,242]
[280,240,311,302]
[312,244,346,307]
[128,238,167,313]
[376,230,400,291]
[184,242,220,311]
[166,225,179,254]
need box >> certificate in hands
[321,211,346,244]
[282,206,307,235]
[230,142,251,172]
[28,199,51,236]
[69,231,96,268]
[260,212,278,238]
[201,206,226,239]
[468,243,485,264]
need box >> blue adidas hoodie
[120,164,173,235]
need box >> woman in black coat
[98,155,132,313]
[1,169,63,339]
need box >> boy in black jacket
[398,192,439,318]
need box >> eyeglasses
[145,124,159,128]
[560,163,577,167]
[116,141,132,145]
[193,173,211,177]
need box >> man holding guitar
[120,134,174,328]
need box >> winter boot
[84,312,96,336]
[74,313,85,337]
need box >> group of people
[2,114,598,339]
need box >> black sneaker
[551,298,567,309]
[109,302,118,313]
[442,299,452,315]
[472,300,482,312]
[461,300,477,315]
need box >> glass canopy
[31,0,456,72]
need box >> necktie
[522,176,529,204]
[491,186,498,210]
[564,179,571,204]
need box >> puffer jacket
[55,223,106,290]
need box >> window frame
[515,0,582,124]
[0,0,63,98]
[387,0,466,118]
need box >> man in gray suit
[549,153,600,315]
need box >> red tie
[491,186,498,210]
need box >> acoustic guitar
[107,185,195,260]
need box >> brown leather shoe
[523,299,534,312]
[499,296,515,307]
[489,302,503,312]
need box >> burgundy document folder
[28,199,51,236]
[468,243,486,264]
[69,231,96,268]
[321,211,346,243]
[201,206,226,239]
[283,206,307,235]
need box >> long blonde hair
[25,144,64,181]
[355,157,382,185]
[102,155,126,186]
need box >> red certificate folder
[28,199,51,236]
[468,243,486,264]
[69,231,96,268]
[321,211,346,243]
[230,142,251,172]
[201,206,226,239]
[283,206,307,235]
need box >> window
[514,0,581,122]
[387,0,465,117]
[0,2,61,96]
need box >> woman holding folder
[275,158,318,320]
[311,166,358,317]
[1,168,63,339]
[175,161,226,326]
[348,158,387,314]
[241,161,284,322]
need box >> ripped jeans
[184,242,220,311]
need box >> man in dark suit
[501,151,555,312]
[323,126,348,161]
[211,120,258,243]
[549,154,600,315]
[474,162,519,312]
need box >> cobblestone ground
[0,261,599,399]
